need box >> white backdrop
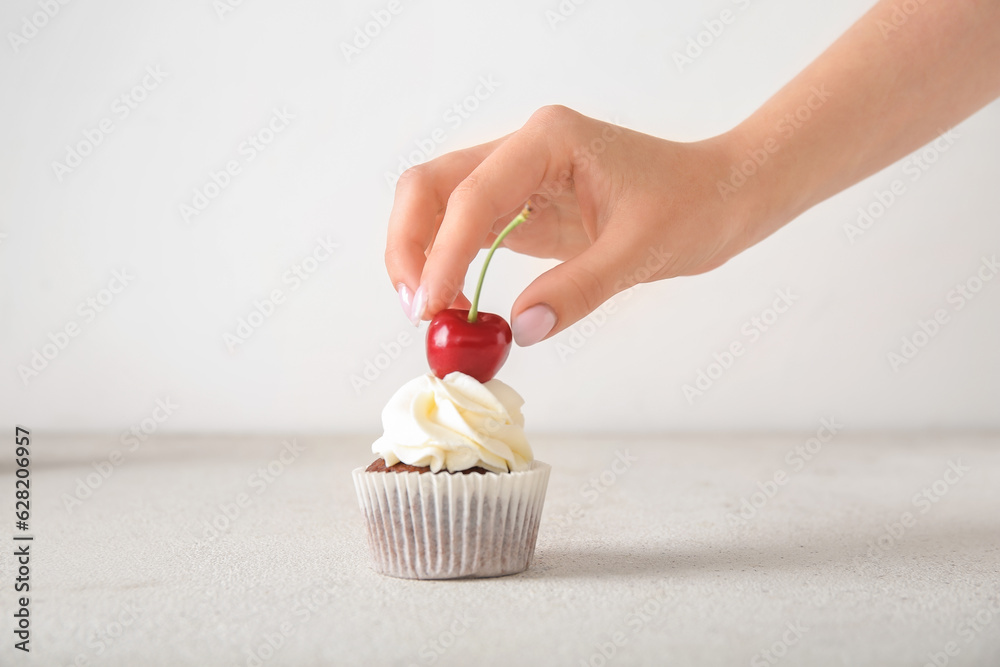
[1,0,998,434]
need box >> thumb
[510,242,626,347]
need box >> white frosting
[372,372,533,473]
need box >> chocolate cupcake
[353,371,550,579]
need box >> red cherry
[426,309,512,383]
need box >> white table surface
[5,432,1000,666]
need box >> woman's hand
[387,0,1000,347]
[385,105,755,346]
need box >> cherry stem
[468,202,533,323]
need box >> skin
[385,0,1000,345]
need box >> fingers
[510,239,627,346]
[385,140,501,324]
[418,106,578,317]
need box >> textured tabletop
[4,432,1000,666]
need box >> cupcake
[353,370,550,579]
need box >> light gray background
[2,0,998,433]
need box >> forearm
[729,0,1000,245]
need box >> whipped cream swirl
[371,371,532,473]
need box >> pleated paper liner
[353,461,550,579]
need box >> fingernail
[411,285,427,324]
[512,304,557,346]
[397,283,418,326]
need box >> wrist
[714,116,814,251]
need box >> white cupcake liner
[352,461,550,579]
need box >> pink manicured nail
[512,304,557,347]
[411,285,427,324]
[397,283,418,326]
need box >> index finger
[419,106,575,316]
[384,140,503,296]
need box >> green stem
[468,205,532,323]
